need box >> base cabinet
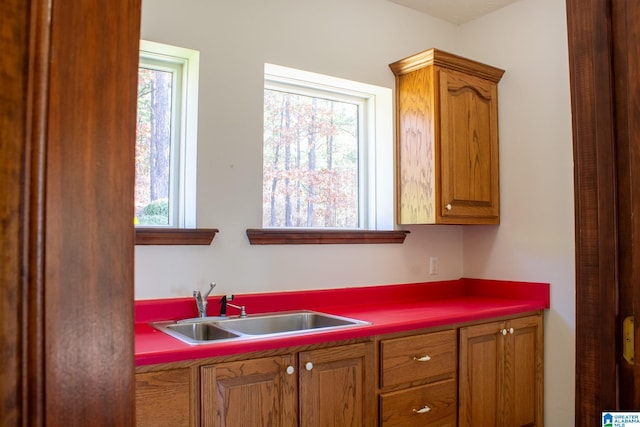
[458,314,544,427]
[135,367,199,427]
[378,330,457,427]
[201,355,297,427]
[198,342,374,427]
[299,343,376,427]
[136,313,544,427]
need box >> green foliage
[137,215,169,225]
[137,199,169,225]
[143,198,169,216]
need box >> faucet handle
[203,282,216,299]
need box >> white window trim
[139,40,199,228]
[264,63,393,230]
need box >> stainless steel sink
[153,321,241,345]
[151,310,370,345]
[216,311,369,336]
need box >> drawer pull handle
[413,405,431,414]
[413,355,431,362]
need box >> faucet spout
[194,282,216,317]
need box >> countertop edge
[135,278,550,366]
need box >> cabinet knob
[445,204,452,211]
[509,327,514,334]
[412,405,431,414]
[501,328,507,335]
[286,365,295,375]
[413,355,431,362]
[305,362,313,371]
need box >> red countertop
[135,278,550,366]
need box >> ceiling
[387,0,520,25]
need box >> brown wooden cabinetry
[201,354,297,427]
[458,314,544,427]
[379,330,457,427]
[389,48,504,224]
[299,343,376,426]
[136,367,199,427]
[135,314,544,427]
[135,341,374,427]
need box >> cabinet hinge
[623,316,634,365]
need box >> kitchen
[2,0,588,425]
[138,0,573,424]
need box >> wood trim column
[1,0,51,424]
[566,0,619,423]
[1,0,141,424]
[42,0,141,424]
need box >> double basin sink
[152,310,370,345]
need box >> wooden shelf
[246,229,409,245]
[135,228,219,245]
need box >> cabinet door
[201,355,297,427]
[136,367,199,427]
[299,342,375,427]
[459,320,504,427]
[459,315,544,427]
[505,315,544,427]
[438,68,500,223]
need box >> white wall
[136,0,464,298]
[457,0,575,424]
[137,0,576,424]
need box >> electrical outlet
[429,256,439,275]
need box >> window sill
[246,228,409,245]
[135,228,219,245]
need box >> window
[135,40,199,228]
[262,64,393,230]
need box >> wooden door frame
[1,0,141,424]
[0,0,627,424]
[566,0,635,424]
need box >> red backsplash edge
[135,278,550,324]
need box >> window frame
[263,63,394,231]
[135,41,213,245]
[136,40,199,229]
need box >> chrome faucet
[193,282,216,317]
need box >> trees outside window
[262,63,394,231]
[135,41,199,228]
[263,88,360,228]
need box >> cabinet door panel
[459,320,504,427]
[136,368,198,427]
[439,68,500,222]
[507,315,544,427]
[299,343,375,427]
[380,379,457,427]
[201,355,297,427]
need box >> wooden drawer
[380,330,456,388]
[380,379,457,427]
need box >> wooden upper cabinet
[389,48,504,224]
